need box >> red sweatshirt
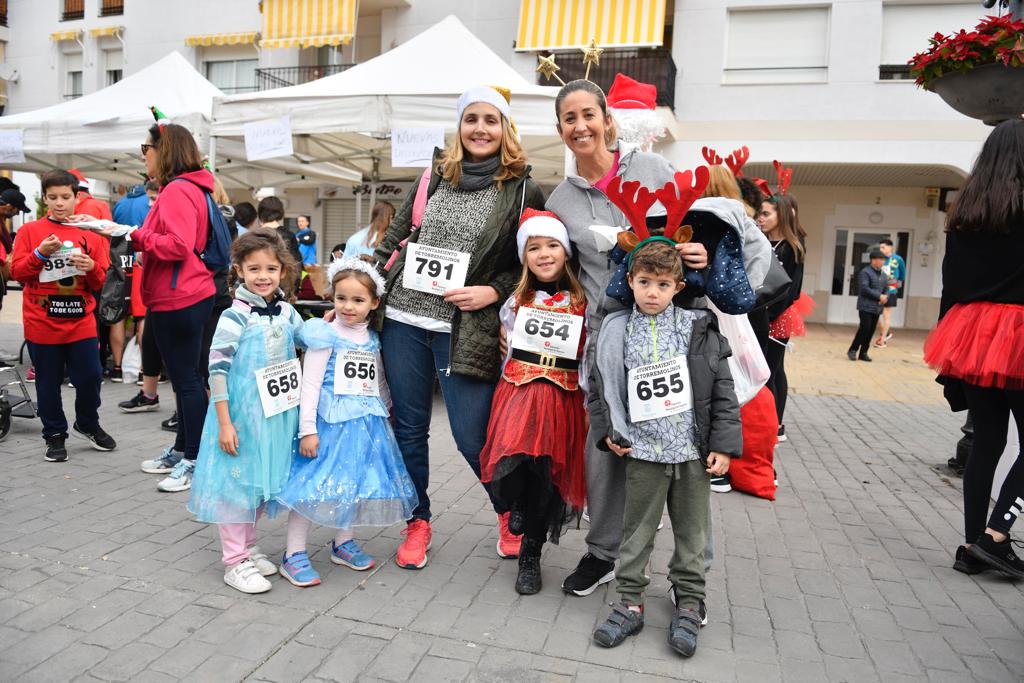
[75,191,113,221]
[131,169,215,312]
[11,217,110,344]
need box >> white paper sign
[402,242,470,295]
[244,116,294,162]
[0,129,25,164]
[628,356,693,423]
[255,358,302,418]
[39,246,83,283]
[391,127,445,168]
[511,308,584,360]
[333,350,380,397]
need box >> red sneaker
[396,519,432,569]
[496,512,521,559]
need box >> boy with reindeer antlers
[590,169,742,658]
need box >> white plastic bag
[121,337,141,381]
[708,302,770,406]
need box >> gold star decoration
[536,53,566,85]
[581,39,604,81]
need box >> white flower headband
[326,257,387,298]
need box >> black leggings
[849,311,879,357]
[962,384,1024,544]
[765,335,789,425]
[141,315,163,378]
[496,461,562,544]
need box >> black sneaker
[668,605,702,657]
[44,435,68,462]
[858,353,872,362]
[158,373,169,384]
[118,391,160,413]
[710,474,732,493]
[508,508,526,535]
[72,422,117,451]
[161,412,179,433]
[109,367,123,383]
[562,552,616,596]
[777,425,787,442]
[515,539,543,595]
[966,533,1024,579]
[847,350,857,361]
[953,545,989,575]
[593,603,644,648]
[135,373,144,386]
[668,586,709,627]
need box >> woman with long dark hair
[756,193,807,441]
[924,119,1024,579]
[124,123,216,492]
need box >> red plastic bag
[729,386,778,500]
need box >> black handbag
[754,252,792,310]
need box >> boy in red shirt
[11,170,116,462]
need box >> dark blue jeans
[381,318,499,521]
[149,296,214,461]
[28,337,102,439]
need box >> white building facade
[0,0,995,327]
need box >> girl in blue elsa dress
[276,257,417,587]
[187,230,304,595]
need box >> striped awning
[90,26,124,38]
[50,30,84,42]
[516,0,666,51]
[186,32,259,47]
[260,0,357,49]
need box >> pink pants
[217,509,264,567]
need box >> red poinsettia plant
[909,13,1024,86]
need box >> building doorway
[828,228,910,327]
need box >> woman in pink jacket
[131,123,216,492]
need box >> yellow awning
[516,0,666,51]
[260,0,357,49]
[50,30,83,42]
[90,26,124,38]
[186,32,259,47]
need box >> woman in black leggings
[756,193,806,442]
[924,119,1024,579]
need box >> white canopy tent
[0,52,360,189]
[211,15,568,185]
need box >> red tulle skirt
[923,302,1024,390]
[769,292,816,339]
[479,378,587,510]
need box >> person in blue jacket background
[296,214,317,265]
[875,237,906,347]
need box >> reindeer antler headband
[771,160,794,199]
[702,145,751,177]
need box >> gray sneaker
[141,446,184,474]
[157,459,195,492]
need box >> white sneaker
[224,559,272,594]
[141,446,183,474]
[249,546,277,576]
[157,459,195,492]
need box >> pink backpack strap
[384,167,433,272]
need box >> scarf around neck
[458,155,501,192]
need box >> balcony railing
[100,0,124,17]
[0,0,8,27]
[255,64,354,91]
[536,47,677,110]
[62,0,84,21]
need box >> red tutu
[479,378,587,510]
[769,292,815,339]
[924,302,1024,389]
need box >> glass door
[828,229,910,327]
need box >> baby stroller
[0,366,37,441]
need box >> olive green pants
[616,458,710,608]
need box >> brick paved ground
[0,315,1021,682]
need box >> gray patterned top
[386,179,500,324]
[624,304,700,464]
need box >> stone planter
[925,63,1024,125]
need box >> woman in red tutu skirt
[923,119,1024,580]
[480,209,587,595]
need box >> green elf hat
[150,105,170,135]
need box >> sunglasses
[140,143,156,155]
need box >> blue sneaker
[331,539,375,571]
[279,551,321,587]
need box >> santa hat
[68,168,90,192]
[606,74,664,150]
[517,208,572,262]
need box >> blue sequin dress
[187,287,303,524]
[276,318,418,528]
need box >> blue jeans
[381,318,499,521]
[28,338,102,439]
[149,296,214,461]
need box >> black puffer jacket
[373,155,545,382]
